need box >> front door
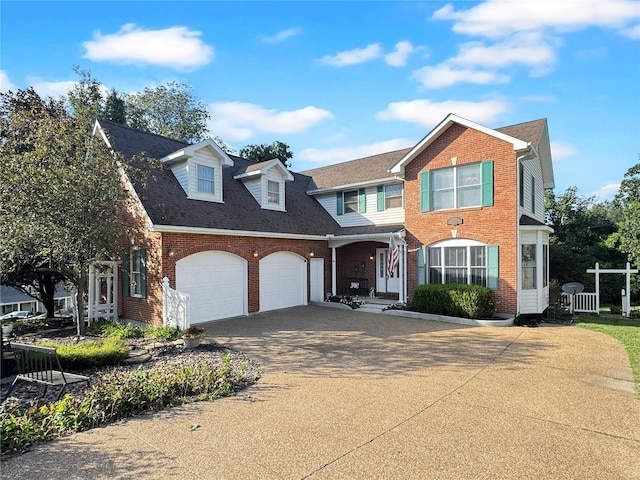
[376,248,399,293]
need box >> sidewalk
[2,306,638,479]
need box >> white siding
[519,230,550,314]
[244,178,262,204]
[170,161,189,195]
[263,168,286,211]
[179,149,224,203]
[519,158,545,223]
[315,186,405,227]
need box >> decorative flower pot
[182,336,201,349]
[2,324,13,336]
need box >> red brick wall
[336,241,384,294]
[404,124,519,314]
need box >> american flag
[386,234,399,279]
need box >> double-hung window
[123,247,147,298]
[432,163,482,210]
[522,244,536,289]
[197,164,215,194]
[385,184,403,209]
[267,180,280,205]
[343,190,358,214]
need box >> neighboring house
[0,284,73,316]
[94,112,553,326]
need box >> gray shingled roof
[98,120,339,236]
[301,149,410,190]
[496,119,547,146]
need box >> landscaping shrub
[143,326,181,341]
[0,351,257,457]
[410,284,492,319]
[36,338,129,370]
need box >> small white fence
[162,277,190,330]
[561,292,598,314]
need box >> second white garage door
[260,252,307,312]
[176,251,247,324]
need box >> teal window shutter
[377,186,384,211]
[122,250,130,297]
[336,192,343,216]
[140,248,147,298]
[358,188,366,213]
[420,171,430,212]
[417,246,426,285]
[487,245,499,290]
[482,161,494,207]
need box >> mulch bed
[1,323,261,407]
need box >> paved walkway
[2,306,639,479]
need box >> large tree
[67,66,105,132]
[614,160,640,268]
[0,88,135,335]
[124,81,210,143]
[239,141,294,168]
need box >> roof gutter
[150,224,329,241]
[307,176,404,195]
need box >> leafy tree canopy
[239,141,294,168]
[0,88,135,334]
[614,159,640,267]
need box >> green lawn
[577,315,640,397]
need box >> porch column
[331,246,337,296]
[400,243,406,303]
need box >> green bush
[36,338,129,370]
[410,284,493,319]
[143,326,181,341]
[0,351,256,456]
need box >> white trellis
[586,262,638,317]
[87,261,120,324]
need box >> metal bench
[3,343,91,401]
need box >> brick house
[94,112,553,326]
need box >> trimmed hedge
[410,284,492,319]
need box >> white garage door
[176,251,247,324]
[260,252,307,312]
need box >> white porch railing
[561,292,598,314]
[162,277,190,330]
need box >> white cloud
[622,24,640,39]
[30,79,77,99]
[593,183,620,200]
[298,139,416,166]
[550,141,579,160]
[319,43,382,67]
[412,64,509,89]
[83,24,213,70]
[0,71,16,93]
[261,28,301,44]
[376,98,510,127]
[432,0,640,39]
[451,33,557,74]
[208,102,334,141]
[385,41,415,67]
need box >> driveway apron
[2,305,638,479]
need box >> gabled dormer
[159,140,234,203]
[234,159,294,211]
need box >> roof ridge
[97,118,190,147]
[301,147,411,174]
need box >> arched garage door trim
[176,251,247,324]
[260,251,307,312]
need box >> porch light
[167,247,175,257]
[309,249,315,257]
[252,247,259,258]
[369,252,375,261]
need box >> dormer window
[197,164,215,194]
[267,180,280,204]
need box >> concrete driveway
[2,306,639,479]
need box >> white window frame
[196,164,215,194]
[130,248,144,298]
[432,163,482,211]
[267,180,280,205]
[343,190,358,214]
[522,244,536,290]
[427,239,487,287]
[385,183,404,209]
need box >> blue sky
[2,1,639,201]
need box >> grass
[576,315,640,397]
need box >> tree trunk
[38,272,57,318]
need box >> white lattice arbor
[87,261,119,324]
